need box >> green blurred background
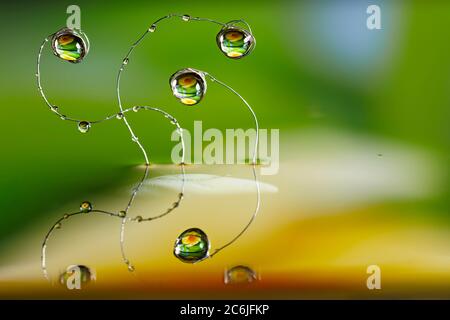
[0,0,448,297]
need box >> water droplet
[35,73,39,77]
[51,28,88,63]
[169,68,207,106]
[132,106,140,112]
[77,121,91,133]
[127,265,135,272]
[148,24,157,32]
[132,136,139,143]
[60,265,94,288]
[135,215,143,222]
[182,14,191,22]
[216,26,255,59]
[63,214,69,219]
[119,210,126,217]
[224,265,257,284]
[54,223,62,229]
[174,228,210,263]
[80,201,92,213]
[51,105,59,112]
[123,58,129,65]
[116,112,124,120]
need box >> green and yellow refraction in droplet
[174,228,210,263]
[170,68,207,106]
[52,28,88,63]
[79,201,92,213]
[216,27,255,59]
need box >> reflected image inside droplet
[216,26,255,59]
[170,68,207,106]
[51,28,88,63]
[224,265,257,284]
[59,265,94,288]
[79,201,92,213]
[174,228,210,263]
[77,121,90,133]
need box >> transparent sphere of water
[51,28,88,63]
[169,68,207,106]
[216,26,255,59]
[173,228,210,263]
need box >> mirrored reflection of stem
[118,106,186,272]
[41,210,121,281]
[208,164,261,259]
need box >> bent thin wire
[39,106,186,280]
[115,13,260,263]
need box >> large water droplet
[216,26,255,59]
[173,228,210,263]
[52,28,88,63]
[169,68,207,106]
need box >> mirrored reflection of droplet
[59,265,94,289]
[51,28,88,63]
[182,14,191,21]
[169,68,207,106]
[78,121,91,133]
[174,228,210,263]
[216,26,255,59]
[224,265,257,284]
[149,24,156,32]
[80,201,92,213]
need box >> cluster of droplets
[38,13,259,282]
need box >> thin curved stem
[209,164,261,258]
[204,72,259,165]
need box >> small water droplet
[80,201,92,213]
[77,121,90,133]
[60,265,94,288]
[51,105,59,112]
[63,214,69,219]
[127,265,135,272]
[119,210,126,217]
[135,216,143,222]
[54,223,62,229]
[123,58,129,65]
[116,112,124,120]
[132,106,140,112]
[182,14,191,22]
[148,24,156,32]
[224,265,257,284]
